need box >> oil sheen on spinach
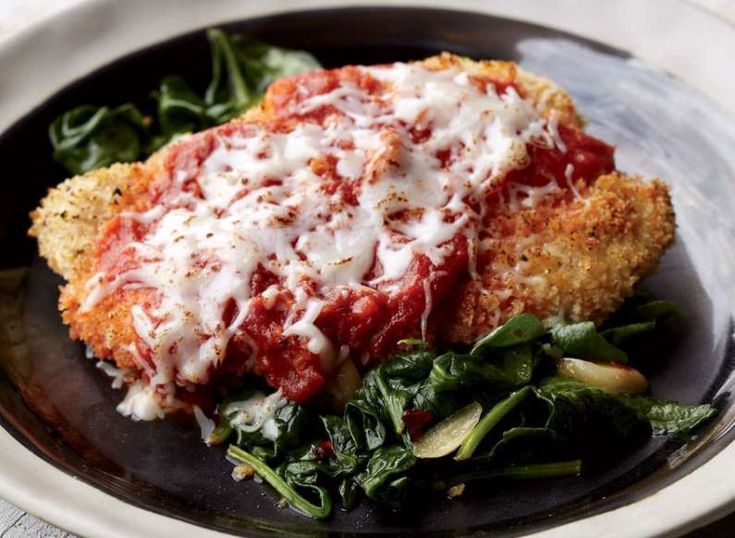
[216,296,715,519]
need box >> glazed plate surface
[1,4,735,537]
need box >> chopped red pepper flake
[314,439,335,460]
[402,409,434,442]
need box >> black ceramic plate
[1,7,735,537]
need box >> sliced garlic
[325,357,362,411]
[412,402,483,459]
[556,357,649,394]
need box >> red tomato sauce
[95,65,616,404]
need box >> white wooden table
[0,0,733,536]
[0,499,72,538]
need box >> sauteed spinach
[212,297,715,519]
[49,29,320,175]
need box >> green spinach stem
[227,445,332,519]
[434,460,582,490]
[375,373,405,434]
[455,386,532,460]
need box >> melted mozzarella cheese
[95,360,127,389]
[117,382,166,421]
[193,405,216,444]
[227,390,288,441]
[83,62,566,418]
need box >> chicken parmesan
[29,53,674,420]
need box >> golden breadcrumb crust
[442,173,674,343]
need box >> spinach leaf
[242,38,321,93]
[220,391,314,460]
[357,445,416,509]
[601,321,656,346]
[551,321,628,363]
[412,382,460,419]
[50,29,321,174]
[356,349,437,435]
[471,314,545,355]
[49,104,147,175]
[427,351,469,393]
[600,297,681,347]
[499,345,536,385]
[344,399,387,451]
[277,442,355,512]
[541,379,715,439]
[620,395,716,435]
[357,369,408,436]
[321,416,363,474]
[540,378,651,444]
[228,445,332,519]
[381,349,436,380]
[152,75,208,149]
[204,29,319,124]
[204,29,256,124]
[423,314,549,402]
[428,345,534,393]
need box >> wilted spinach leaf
[428,345,534,393]
[204,28,320,124]
[471,313,545,355]
[344,399,387,451]
[551,321,628,363]
[216,300,712,519]
[321,415,363,474]
[50,28,321,174]
[357,445,416,509]
[540,378,716,440]
[601,321,656,346]
[152,75,208,149]
[600,297,682,346]
[621,395,716,435]
[356,349,437,435]
[220,391,314,461]
[540,377,651,444]
[228,445,332,519]
[49,104,147,175]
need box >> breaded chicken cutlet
[29,53,674,416]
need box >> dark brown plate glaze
[1,7,735,537]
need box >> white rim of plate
[1,0,735,537]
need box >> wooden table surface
[1,0,734,536]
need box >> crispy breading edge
[441,173,675,344]
[29,163,133,278]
